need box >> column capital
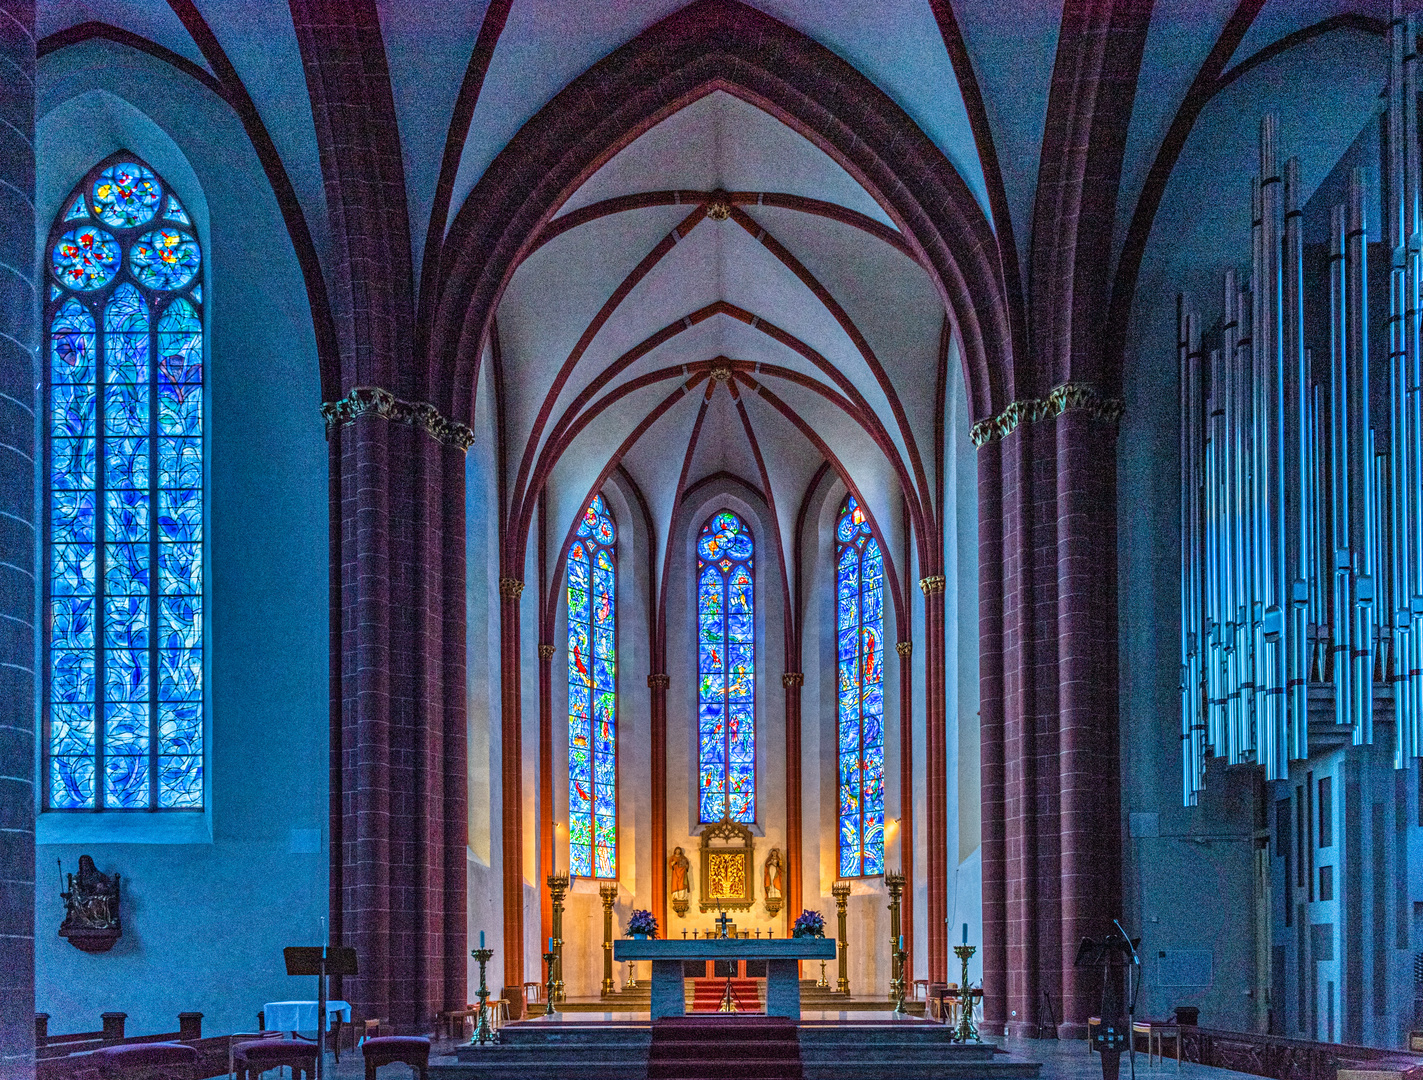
[538,643,555,659]
[895,641,913,657]
[968,380,1124,448]
[781,672,804,688]
[321,385,475,450]
[647,673,670,689]
[918,575,946,595]
[499,577,525,599]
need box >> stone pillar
[325,403,471,1032]
[895,639,914,991]
[920,575,949,984]
[498,576,525,1008]
[0,6,36,1077]
[782,672,804,931]
[648,672,669,930]
[537,642,554,961]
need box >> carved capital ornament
[498,577,525,600]
[321,385,475,450]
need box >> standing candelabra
[832,881,851,995]
[953,943,980,1043]
[470,946,497,1045]
[547,874,568,1002]
[599,882,618,996]
[817,960,829,989]
[884,871,905,1004]
[542,951,558,1017]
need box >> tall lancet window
[44,158,204,810]
[836,494,884,876]
[568,494,617,877]
[697,511,755,823]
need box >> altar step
[798,1023,1042,1080]
[439,1021,651,1079]
[428,1019,1043,1080]
[650,1016,800,1080]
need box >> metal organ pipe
[1178,99,1423,800]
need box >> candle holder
[624,959,638,990]
[817,960,829,989]
[892,945,908,1015]
[952,943,980,1043]
[547,874,568,1003]
[470,946,498,1045]
[542,951,558,1017]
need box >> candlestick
[470,945,497,1045]
[952,943,979,1043]
[542,951,558,1017]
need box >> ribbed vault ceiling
[496,90,941,594]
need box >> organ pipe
[1179,33,1423,799]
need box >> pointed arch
[835,494,885,877]
[696,509,756,823]
[567,492,618,878]
[44,154,204,811]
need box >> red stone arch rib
[423,0,1013,446]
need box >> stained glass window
[836,495,884,876]
[44,158,204,811]
[697,511,755,823]
[568,494,617,877]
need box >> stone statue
[763,848,783,902]
[59,855,122,952]
[670,847,690,901]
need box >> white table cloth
[264,1000,351,1033]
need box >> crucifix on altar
[714,908,733,939]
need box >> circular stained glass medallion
[697,511,752,561]
[91,163,162,229]
[51,226,121,291]
[130,229,201,290]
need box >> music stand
[284,946,357,1080]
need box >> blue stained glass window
[44,157,203,811]
[836,495,884,876]
[568,494,617,877]
[697,511,755,823]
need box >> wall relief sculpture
[59,855,122,953]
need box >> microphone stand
[1115,920,1141,1080]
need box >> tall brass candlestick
[953,943,979,1043]
[547,874,568,1002]
[470,946,496,1045]
[884,871,905,1003]
[832,880,851,995]
[599,882,618,996]
[542,951,558,1017]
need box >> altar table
[612,938,837,1020]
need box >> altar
[612,937,837,1019]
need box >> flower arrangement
[626,909,658,938]
[791,909,826,938]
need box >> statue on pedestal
[763,848,783,915]
[669,847,691,918]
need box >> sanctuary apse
[1,0,1419,1076]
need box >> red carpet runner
[649,1016,802,1080]
[688,978,762,1013]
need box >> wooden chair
[231,1039,317,1080]
[361,1037,429,1080]
[91,1042,198,1080]
[522,982,542,1005]
[228,1032,281,1080]
[435,1008,476,1042]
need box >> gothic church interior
[0,0,1415,1072]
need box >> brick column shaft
[922,580,949,983]
[498,580,524,999]
[0,3,36,1075]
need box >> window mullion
[147,307,160,810]
[94,301,108,811]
